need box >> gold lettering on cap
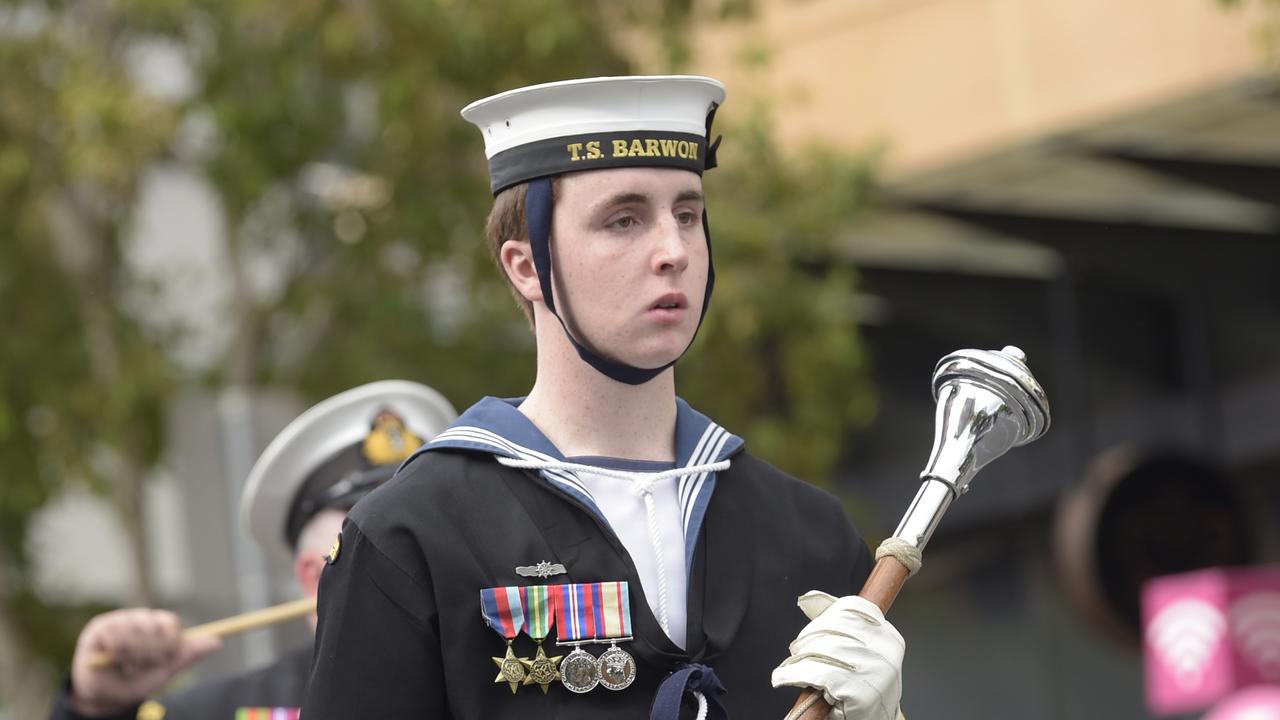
[566,142,584,161]
[589,137,702,161]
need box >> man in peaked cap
[49,380,456,720]
[304,76,905,720]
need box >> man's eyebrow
[591,189,704,215]
[595,192,648,212]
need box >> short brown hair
[484,179,558,326]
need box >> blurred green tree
[0,0,876,709]
[0,10,179,711]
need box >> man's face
[549,167,709,370]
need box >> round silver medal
[597,645,636,691]
[559,647,600,693]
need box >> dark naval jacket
[303,397,872,719]
[49,644,311,720]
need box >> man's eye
[676,211,698,225]
[609,216,637,229]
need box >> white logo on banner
[1231,592,1280,680]
[1148,598,1227,688]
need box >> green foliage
[681,108,878,482]
[135,0,636,402]
[0,13,175,563]
[0,12,177,694]
[8,589,111,674]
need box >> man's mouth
[651,294,688,310]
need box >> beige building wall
[670,0,1272,176]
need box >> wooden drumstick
[87,597,316,670]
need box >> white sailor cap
[461,75,726,195]
[240,380,457,555]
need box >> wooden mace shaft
[785,554,912,720]
[87,597,317,670]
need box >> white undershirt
[572,459,688,649]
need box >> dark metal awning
[835,74,1280,535]
[839,74,1280,286]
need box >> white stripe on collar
[432,426,596,506]
[430,421,735,564]
[424,398,744,570]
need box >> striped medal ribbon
[480,586,529,693]
[520,585,562,693]
[234,710,299,720]
[553,583,601,693]
[552,582,638,693]
[593,581,637,691]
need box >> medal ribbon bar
[553,583,598,644]
[234,709,300,720]
[550,582,635,644]
[480,586,526,639]
[519,585,563,693]
[521,584,553,640]
[597,581,632,640]
[592,582,637,691]
[552,583,602,693]
[481,586,530,693]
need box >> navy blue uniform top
[303,397,872,719]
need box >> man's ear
[499,239,543,303]
[294,551,326,599]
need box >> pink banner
[1203,686,1280,720]
[1142,565,1280,716]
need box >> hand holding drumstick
[68,598,315,717]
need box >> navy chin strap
[525,176,716,386]
[650,662,728,720]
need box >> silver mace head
[893,346,1051,552]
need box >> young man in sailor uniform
[304,77,905,719]
[49,381,456,720]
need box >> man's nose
[654,217,690,273]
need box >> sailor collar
[419,396,744,569]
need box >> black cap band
[283,444,399,549]
[489,130,709,196]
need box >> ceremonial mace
[786,346,1051,720]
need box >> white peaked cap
[461,75,726,194]
[240,380,457,555]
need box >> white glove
[771,591,905,720]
